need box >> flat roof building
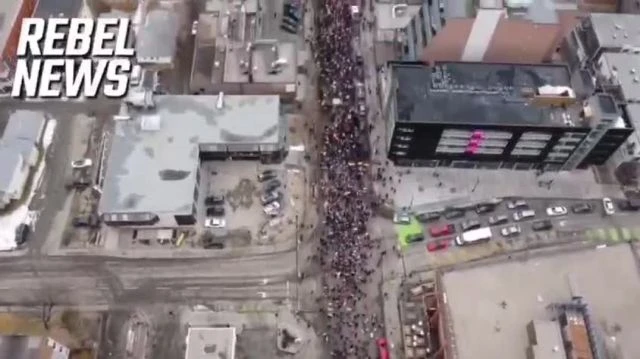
[562,13,640,183]
[189,0,298,99]
[526,320,567,359]
[136,7,180,69]
[384,61,632,171]
[185,327,236,359]
[99,94,286,227]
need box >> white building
[0,110,45,209]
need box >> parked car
[72,214,100,228]
[71,158,92,169]
[506,200,528,209]
[264,201,282,215]
[532,219,552,231]
[546,206,568,217]
[261,191,282,205]
[204,195,225,206]
[416,212,440,223]
[602,197,615,215]
[204,217,226,228]
[488,215,508,226]
[475,204,495,214]
[571,203,593,214]
[258,170,277,182]
[406,233,424,243]
[206,206,225,217]
[429,224,455,238]
[376,338,390,359]
[618,200,640,212]
[513,209,535,221]
[15,224,30,246]
[461,219,481,232]
[393,212,411,224]
[427,239,450,252]
[263,179,282,192]
[500,225,521,238]
[443,209,465,220]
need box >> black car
[206,206,225,217]
[205,195,225,206]
[72,215,100,228]
[263,179,282,192]
[475,204,495,214]
[416,212,440,223]
[618,200,640,211]
[444,209,465,220]
[461,219,481,232]
[258,170,277,182]
[15,224,30,246]
[571,203,593,214]
[532,220,553,231]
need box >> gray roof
[600,52,640,102]
[528,320,566,359]
[0,147,22,193]
[2,110,45,142]
[391,61,586,127]
[99,94,284,215]
[185,328,236,359]
[136,8,180,62]
[589,13,640,49]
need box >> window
[396,135,413,141]
[511,149,541,156]
[396,127,415,134]
[394,143,409,149]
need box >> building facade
[384,61,632,171]
[562,13,640,184]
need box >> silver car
[500,225,521,237]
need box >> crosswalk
[584,226,640,243]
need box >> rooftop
[99,94,284,215]
[374,4,421,30]
[391,61,584,127]
[588,13,640,49]
[185,327,236,359]
[191,9,297,88]
[136,8,180,62]
[527,320,566,359]
[441,245,640,359]
[599,52,640,102]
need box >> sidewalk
[376,167,624,209]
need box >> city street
[0,249,302,308]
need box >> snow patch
[0,119,57,251]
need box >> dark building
[383,61,633,171]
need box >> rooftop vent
[216,92,224,109]
[392,4,408,18]
[140,115,162,131]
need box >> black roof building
[384,61,633,171]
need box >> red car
[427,239,450,252]
[429,224,455,238]
[377,338,390,359]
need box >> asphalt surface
[0,250,299,308]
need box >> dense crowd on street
[313,1,378,358]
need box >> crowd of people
[313,1,379,357]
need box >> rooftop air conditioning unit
[392,4,408,18]
[216,92,224,109]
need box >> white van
[513,209,536,221]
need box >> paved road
[0,250,299,307]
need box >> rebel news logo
[11,17,134,99]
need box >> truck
[454,227,492,246]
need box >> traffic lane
[422,197,606,238]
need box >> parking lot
[109,160,305,251]
[396,197,640,271]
